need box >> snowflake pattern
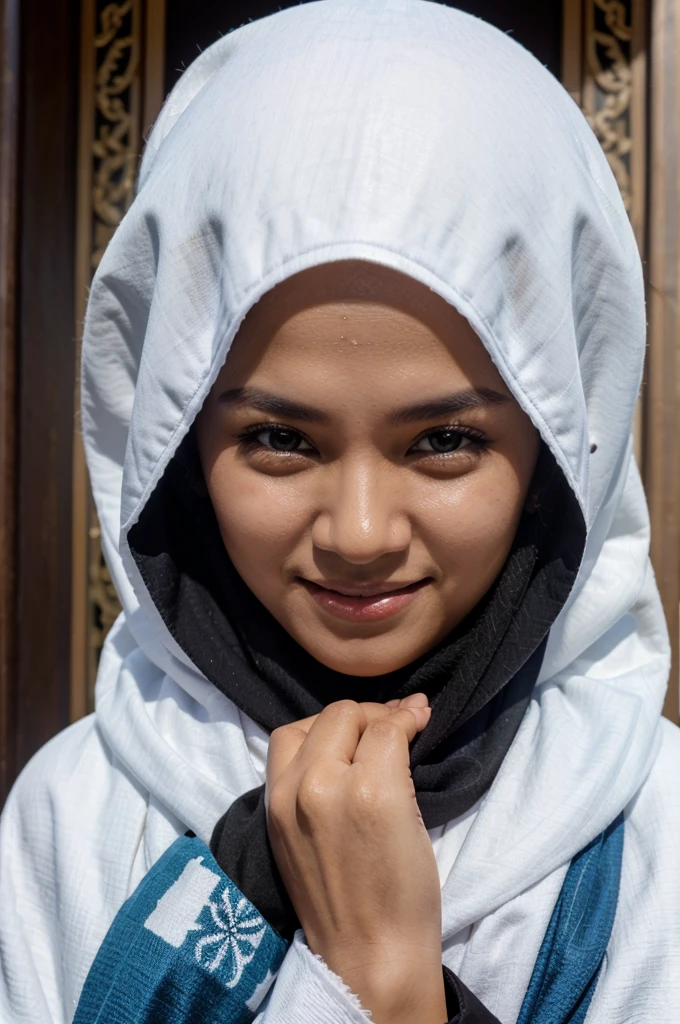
[195,883,268,988]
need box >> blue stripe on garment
[516,813,625,1024]
[73,835,288,1024]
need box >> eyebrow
[390,386,509,425]
[218,386,331,423]
[217,385,509,425]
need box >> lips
[308,578,425,598]
[299,577,431,623]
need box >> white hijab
[2,2,677,1021]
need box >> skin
[196,260,541,1023]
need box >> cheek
[206,453,309,573]
[421,458,527,582]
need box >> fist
[265,695,447,1024]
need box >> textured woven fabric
[1,2,678,1022]
[72,836,287,1024]
[516,814,625,1024]
[72,818,622,1024]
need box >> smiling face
[196,260,541,676]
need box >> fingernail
[415,706,432,731]
[401,692,429,708]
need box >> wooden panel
[647,0,680,723]
[0,0,19,805]
[71,0,169,721]
[563,2,680,721]
[70,0,96,725]
[71,0,146,721]
[15,0,79,772]
[144,0,166,138]
[581,1,648,465]
[562,0,585,104]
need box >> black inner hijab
[129,427,584,938]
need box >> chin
[301,634,426,677]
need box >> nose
[310,458,412,565]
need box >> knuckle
[268,725,288,754]
[367,717,401,744]
[324,699,361,723]
[296,769,331,817]
[268,724,308,766]
[270,723,305,746]
[266,779,291,827]
[349,778,390,820]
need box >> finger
[266,712,320,790]
[384,692,429,710]
[294,700,395,772]
[267,695,430,788]
[398,692,429,709]
[351,706,431,771]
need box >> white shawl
[1,2,678,1021]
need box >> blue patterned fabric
[72,835,287,1024]
[516,813,625,1024]
[74,817,623,1023]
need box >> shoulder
[2,714,121,841]
[622,720,679,946]
[1,711,148,906]
[588,718,680,1021]
[658,712,680,768]
[0,716,148,1019]
[7,712,106,795]
[631,715,680,821]
[623,716,680,875]
[0,715,148,1014]
[1,712,146,891]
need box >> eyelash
[234,422,490,458]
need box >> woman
[1,1,678,1022]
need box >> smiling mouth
[298,576,432,622]
[306,578,428,597]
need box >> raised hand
[266,694,447,1024]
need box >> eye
[410,427,479,454]
[237,424,315,453]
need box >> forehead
[244,259,459,332]
[221,260,507,391]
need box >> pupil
[430,430,461,453]
[270,428,299,451]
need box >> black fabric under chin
[129,428,584,936]
[209,786,297,941]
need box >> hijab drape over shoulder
[1,3,678,1022]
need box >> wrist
[323,947,447,1024]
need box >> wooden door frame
[70,0,166,723]
[0,0,19,804]
[0,0,80,805]
[647,0,680,722]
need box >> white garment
[2,1,678,1021]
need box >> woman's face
[196,261,541,676]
